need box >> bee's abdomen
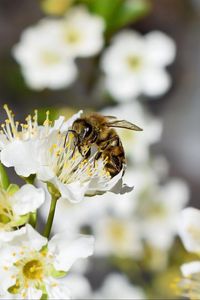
[104,145,125,177]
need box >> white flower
[0,106,127,203]
[0,184,44,241]
[178,261,200,300]
[57,6,105,57]
[102,102,162,164]
[178,207,200,254]
[101,30,176,101]
[94,273,146,299]
[0,224,94,299]
[94,215,143,258]
[131,167,189,250]
[13,19,77,90]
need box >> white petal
[56,179,89,203]
[37,166,55,182]
[11,184,45,215]
[1,140,39,177]
[10,224,47,251]
[0,134,8,149]
[23,287,42,300]
[52,116,65,131]
[59,274,91,299]
[105,75,141,101]
[181,261,200,277]
[48,233,94,272]
[178,207,200,253]
[0,268,17,292]
[60,110,83,132]
[145,31,176,67]
[45,277,71,299]
[141,68,171,97]
[0,227,26,242]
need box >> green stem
[43,195,58,238]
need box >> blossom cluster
[0,105,132,299]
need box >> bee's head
[72,119,93,142]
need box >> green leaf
[0,163,10,189]
[87,0,122,23]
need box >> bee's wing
[105,120,143,131]
[104,115,118,120]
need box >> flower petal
[48,233,94,272]
[10,224,47,251]
[181,261,200,277]
[141,68,171,97]
[56,179,89,203]
[178,207,200,254]
[23,287,42,300]
[60,110,83,132]
[45,277,71,300]
[0,140,39,177]
[0,226,26,243]
[10,184,45,215]
[105,75,141,101]
[145,31,176,67]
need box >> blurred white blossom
[93,273,146,299]
[94,215,143,258]
[13,19,77,90]
[12,6,104,90]
[131,168,190,250]
[178,207,200,254]
[0,224,94,299]
[101,30,176,101]
[102,102,162,164]
[57,6,105,57]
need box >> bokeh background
[0,1,200,299]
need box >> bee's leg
[93,151,103,167]
[94,151,102,161]
[100,135,120,150]
[83,148,91,160]
[64,129,78,148]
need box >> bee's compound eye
[84,123,92,138]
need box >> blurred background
[0,0,200,298]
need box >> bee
[67,113,143,177]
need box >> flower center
[107,220,127,243]
[64,28,81,44]
[23,259,43,280]
[127,55,142,71]
[41,51,61,65]
[50,132,110,185]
